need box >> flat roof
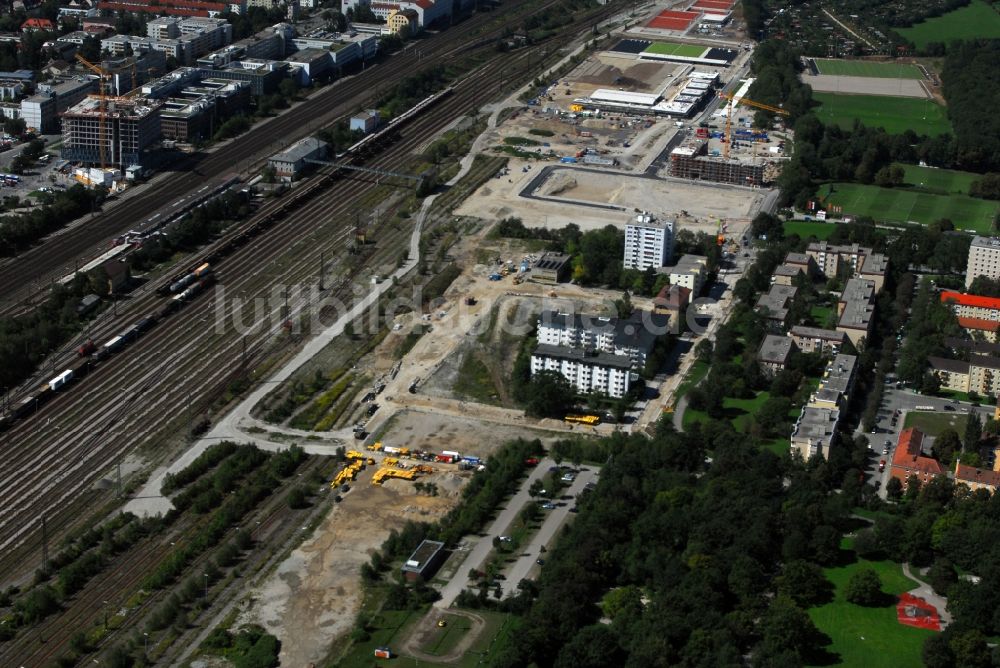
[533,343,633,370]
[591,88,662,106]
[401,539,445,572]
[758,334,793,364]
[271,136,328,163]
[790,325,845,342]
[534,252,570,271]
[791,406,840,446]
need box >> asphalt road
[498,467,597,596]
[435,458,597,606]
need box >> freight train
[0,262,217,433]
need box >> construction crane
[717,92,791,159]
[75,54,111,168]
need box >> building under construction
[61,96,163,168]
[668,141,772,186]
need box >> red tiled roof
[891,428,944,475]
[955,462,1000,490]
[22,18,55,29]
[412,0,433,8]
[957,316,1000,332]
[941,290,1000,311]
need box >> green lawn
[815,59,923,79]
[809,543,934,668]
[817,182,999,232]
[813,92,951,137]
[902,410,968,437]
[643,41,707,57]
[674,359,709,407]
[784,220,840,240]
[900,163,980,195]
[809,305,835,328]
[897,0,1000,49]
[336,608,421,668]
[683,390,774,431]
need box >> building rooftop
[533,252,571,271]
[892,428,944,476]
[784,251,811,265]
[627,211,674,230]
[756,284,797,320]
[533,343,634,370]
[957,316,1000,334]
[664,253,708,275]
[758,334,794,365]
[0,69,35,82]
[941,290,1000,311]
[928,356,971,375]
[819,353,857,396]
[63,95,161,119]
[841,278,875,304]
[971,235,1000,249]
[955,462,1000,490]
[401,539,445,573]
[791,406,840,448]
[945,336,1000,356]
[860,252,888,276]
[790,325,846,342]
[271,136,328,163]
[773,264,801,278]
[654,283,691,310]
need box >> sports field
[815,59,923,79]
[901,164,979,195]
[813,92,951,136]
[897,0,1000,49]
[643,42,707,58]
[818,183,999,232]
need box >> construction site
[60,96,163,169]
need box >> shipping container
[49,369,74,391]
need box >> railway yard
[0,0,631,665]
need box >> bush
[844,567,884,606]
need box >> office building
[341,0,456,28]
[624,212,674,271]
[21,77,97,133]
[60,96,163,168]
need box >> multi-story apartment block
[536,310,664,370]
[530,345,633,399]
[966,236,1000,288]
[624,212,675,271]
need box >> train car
[135,316,156,334]
[193,263,211,277]
[48,369,74,391]
[77,340,96,357]
[96,335,125,361]
[120,325,141,344]
[67,356,92,381]
[158,300,180,320]
[169,273,197,294]
[0,413,11,433]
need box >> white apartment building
[623,212,675,271]
[536,310,666,370]
[660,253,708,296]
[530,345,632,398]
[966,236,1000,287]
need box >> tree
[600,585,643,621]
[554,625,624,668]
[927,557,957,596]
[922,634,955,668]
[964,412,982,450]
[522,370,574,418]
[844,567,883,606]
[886,476,903,502]
[874,164,905,187]
[775,560,832,607]
[755,396,792,437]
[694,339,713,362]
[949,630,992,668]
[932,429,962,466]
[615,290,633,318]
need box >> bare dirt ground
[236,468,464,668]
[803,73,930,98]
[456,162,763,231]
[568,54,680,92]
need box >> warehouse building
[268,136,328,181]
[624,212,674,271]
[60,96,163,168]
[401,539,446,582]
[530,252,571,284]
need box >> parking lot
[862,384,996,495]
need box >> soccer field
[900,164,979,195]
[819,183,998,232]
[643,42,707,57]
[815,59,923,79]
[897,0,1000,49]
[813,93,951,136]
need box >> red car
[878,460,886,472]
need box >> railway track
[0,0,619,614]
[0,33,557,580]
[4,456,329,667]
[0,0,571,315]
